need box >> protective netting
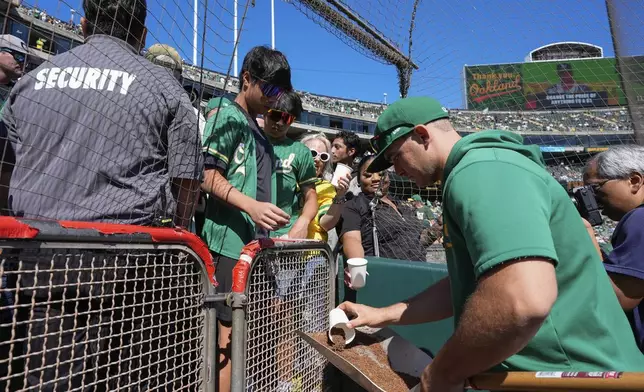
[0,0,246,228]
[0,243,207,390]
[290,0,644,251]
[245,248,333,392]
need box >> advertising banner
[465,64,523,111]
[465,58,626,110]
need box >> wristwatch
[332,195,347,205]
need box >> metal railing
[0,218,220,392]
[225,239,335,392]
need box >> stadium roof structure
[525,42,604,62]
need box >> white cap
[0,34,29,54]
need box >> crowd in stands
[548,161,584,182]
[299,92,386,119]
[449,108,633,133]
[19,5,82,36]
[182,63,240,89]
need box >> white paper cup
[328,308,356,346]
[331,163,352,187]
[347,258,368,289]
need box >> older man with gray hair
[583,144,644,354]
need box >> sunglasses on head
[310,149,330,162]
[0,48,25,64]
[250,73,285,99]
[369,124,414,154]
[267,109,295,126]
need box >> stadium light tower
[234,0,238,77]
[192,0,198,65]
[271,0,275,49]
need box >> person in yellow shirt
[300,133,350,241]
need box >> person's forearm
[342,236,364,259]
[172,179,199,228]
[319,204,343,231]
[202,169,255,214]
[288,189,318,238]
[300,190,318,223]
[430,285,547,384]
[382,277,453,326]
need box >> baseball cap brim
[366,126,414,173]
[0,36,29,54]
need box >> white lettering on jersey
[45,67,60,89]
[234,144,246,176]
[120,72,136,94]
[234,144,245,165]
[69,67,86,89]
[83,67,101,90]
[56,67,74,89]
[106,69,121,91]
[97,69,110,90]
[276,153,296,174]
[32,67,136,95]
[33,68,48,90]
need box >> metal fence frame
[226,239,335,392]
[0,217,223,391]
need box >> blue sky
[36,0,616,108]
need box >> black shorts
[213,252,237,323]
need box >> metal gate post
[230,292,248,392]
[203,293,227,392]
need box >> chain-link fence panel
[227,240,334,392]
[0,218,217,391]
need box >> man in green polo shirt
[339,96,644,392]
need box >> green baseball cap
[368,96,449,173]
[411,194,422,202]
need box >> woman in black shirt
[340,155,427,262]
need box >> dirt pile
[311,330,420,391]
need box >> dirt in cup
[311,330,420,391]
[329,327,347,349]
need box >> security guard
[0,0,203,389]
[0,0,203,226]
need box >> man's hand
[343,267,352,288]
[337,302,391,329]
[334,173,351,197]
[419,364,464,392]
[287,218,309,239]
[247,201,290,231]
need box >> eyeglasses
[250,73,285,99]
[310,149,330,162]
[589,179,614,194]
[267,109,295,126]
[0,48,25,64]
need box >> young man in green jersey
[200,46,293,392]
[263,90,318,239]
[339,96,644,392]
[261,90,318,391]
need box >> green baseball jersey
[442,130,644,372]
[270,137,317,237]
[201,103,275,259]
